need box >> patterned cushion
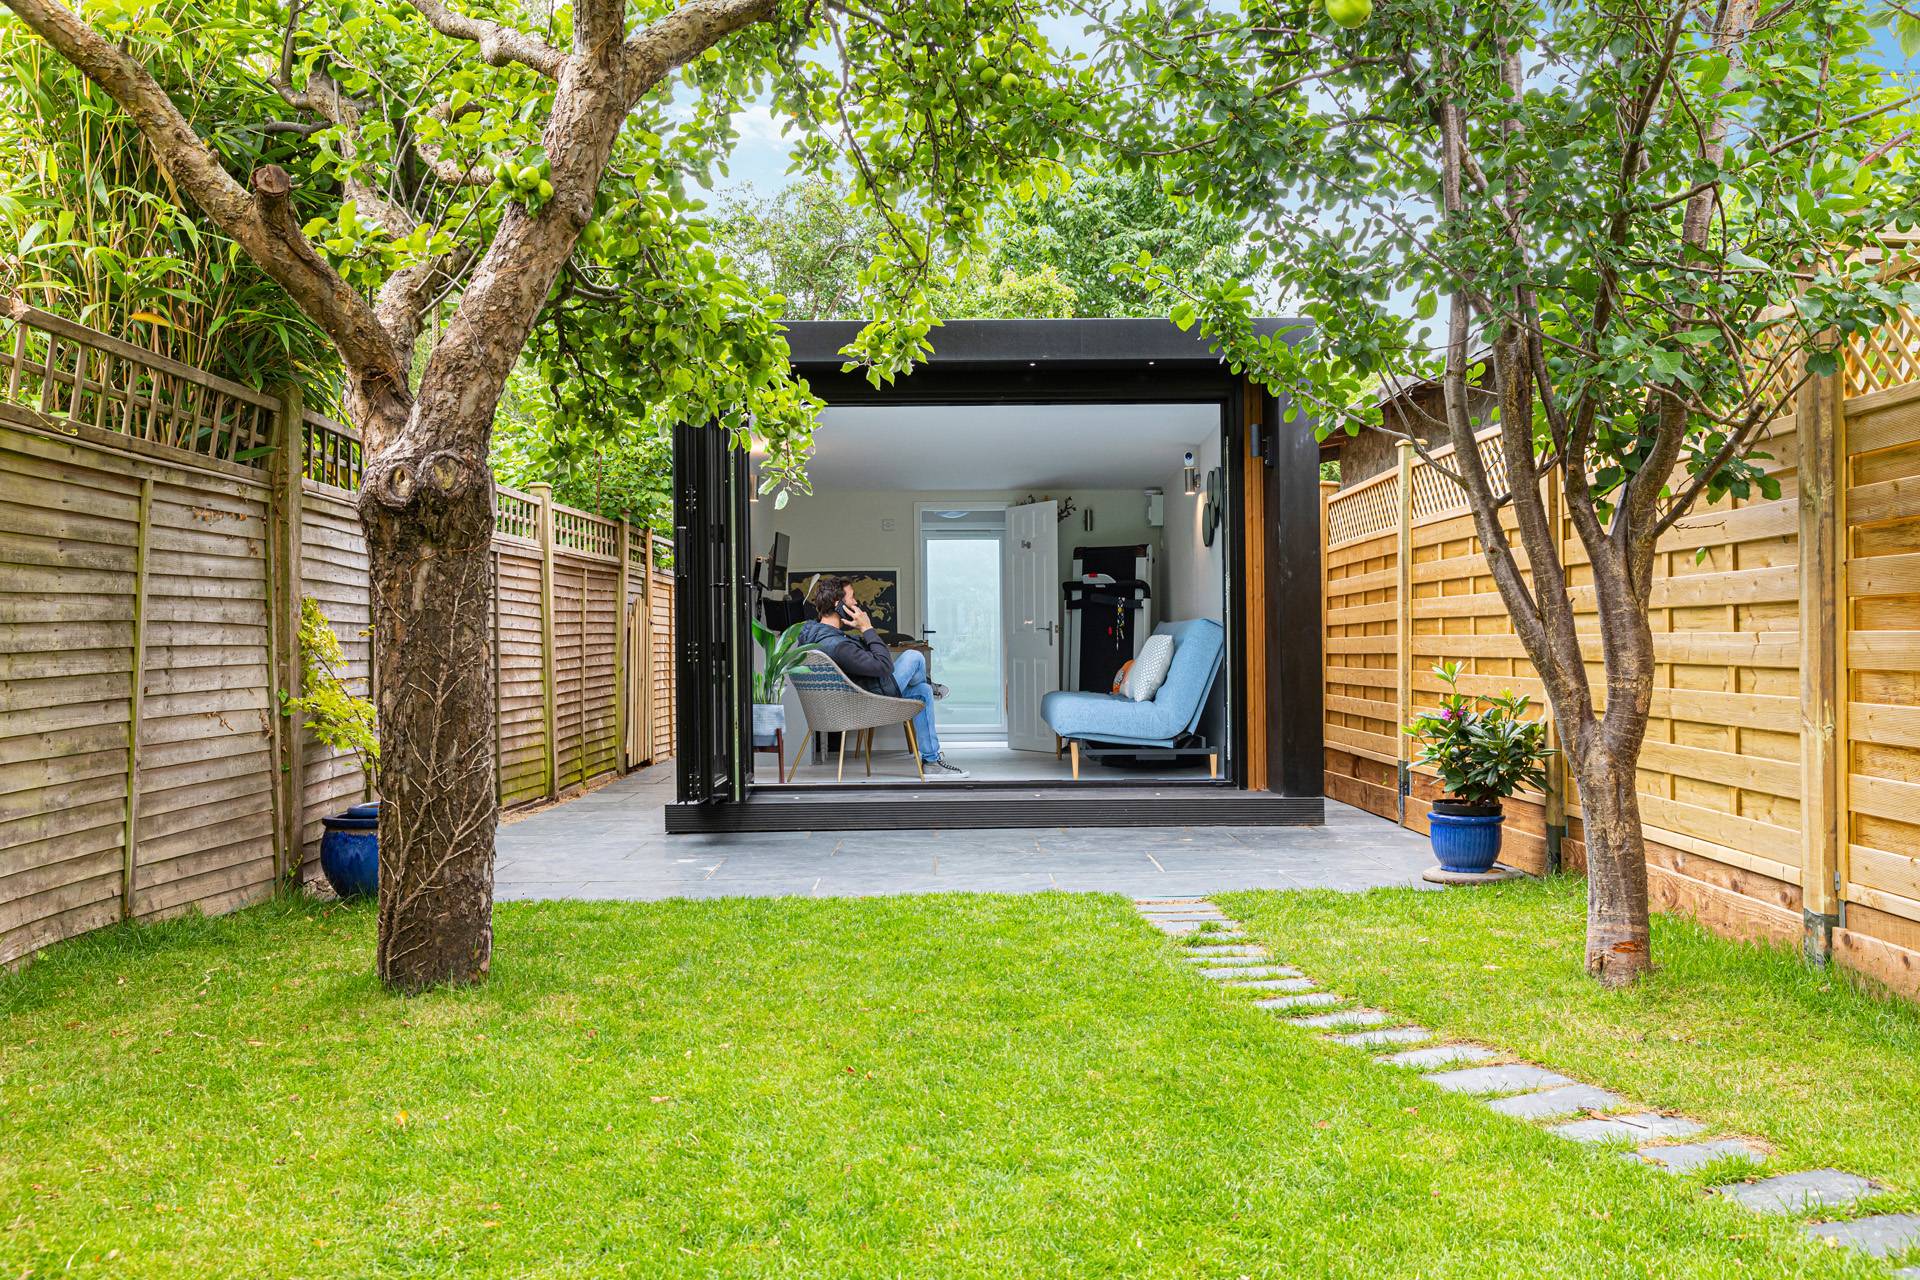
[1127,634,1176,702]
[1111,659,1135,696]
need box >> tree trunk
[1573,745,1654,986]
[360,403,499,993]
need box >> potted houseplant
[283,597,380,899]
[750,620,819,746]
[1405,661,1552,875]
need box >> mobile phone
[838,602,858,621]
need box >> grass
[0,889,1911,1278]
[1221,879,1920,1231]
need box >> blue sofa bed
[1041,617,1225,779]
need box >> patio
[495,766,1435,900]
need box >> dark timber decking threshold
[664,788,1325,833]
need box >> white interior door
[1004,500,1060,752]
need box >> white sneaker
[931,682,950,700]
[923,756,970,780]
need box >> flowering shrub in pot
[1405,662,1552,874]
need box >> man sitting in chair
[798,576,970,779]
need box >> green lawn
[1222,878,1920,1218]
[0,888,1911,1278]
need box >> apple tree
[1086,0,1920,982]
[1,0,1087,989]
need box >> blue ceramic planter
[319,805,379,899]
[1428,809,1505,874]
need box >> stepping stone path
[1485,1084,1628,1120]
[1423,1064,1577,1095]
[1255,992,1341,1011]
[1624,1138,1766,1175]
[1132,896,1905,1271]
[1712,1170,1884,1214]
[1379,1043,1500,1069]
[1552,1113,1705,1144]
[1198,964,1301,979]
[1328,1025,1435,1048]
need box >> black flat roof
[781,317,1308,370]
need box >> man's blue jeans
[892,648,940,762]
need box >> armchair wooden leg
[1055,734,1063,759]
[776,728,786,784]
[864,728,872,778]
[1208,751,1219,780]
[1070,740,1080,782]
[905,721,924,781]
[836,731,847,782]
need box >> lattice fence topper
[1326,469,1399,547]
[302,412,363,490]
[553,506,620,559]
[495,487,542,542]
[2,297,277,467]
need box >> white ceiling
[800,403,1220,490]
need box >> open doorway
[750,401,1231,788]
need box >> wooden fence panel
[494,541,550,808]
[1322,466,1401,822]
[0,421,141,965]
[1837,380,1920,997]
[297,483,373,878]
[133,474,277,920]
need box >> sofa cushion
[1127,634,1175,701]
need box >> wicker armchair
[788,650,927,781]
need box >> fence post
[616,520,631,774]
[270,385,306,884]
[1394,442,1414,825]
[530,482,559,800]
[1798,361,1845,963]
[1541,466,1568,874]
[122,476,153,918]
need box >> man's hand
[847,604,873,632]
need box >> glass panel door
[922,528,1005,736]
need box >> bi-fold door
[672,423,749,804]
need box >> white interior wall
[752,487,1167,635]
[1160,431,1228,748]
[1161,431,1225,622]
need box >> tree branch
[621,0,778,102]
[406,0,565,77]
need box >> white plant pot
[751,702,786,745]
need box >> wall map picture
[792,569,900,633]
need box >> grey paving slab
[1291,1008,1391,1029]
[1424,1064,1578,1096]
[498,782,1435,900]
[1801,1214,1920,1258]
[1181,945,1268,959]
[1219,976,1318,992]
[1255,992,1343,1011]
[1483,1084,1629,1120]
[1138,911,1231,922]
[1623,1139,1767,1175]
[1197,964,1301,979]
[1551,1114,1705,1144]
[1712,1170,1886,1215]
[1326,1025,1435,1048]
[1377,1043,1501,1069]
[1894,1268,1920,1279]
